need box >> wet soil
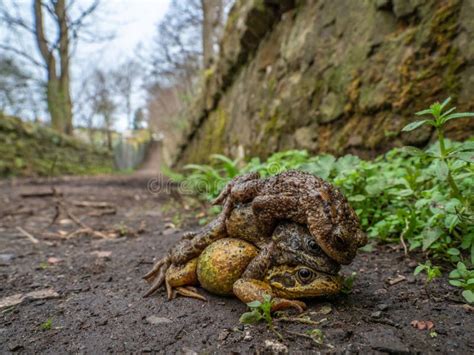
[0,175,473,354]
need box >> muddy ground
[0,175,473,354]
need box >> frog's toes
[142,257,171,298]
[143,255,171,282]
[175,286,207,301]
[271,298,307,313]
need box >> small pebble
[218,329,230,341]
[371,311,382,319]
[243,331,253,341]
[377,303,389,311]
[0,254,15,266]
[264,339,288,353]
[146,316,172,325]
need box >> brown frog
[163,238,343,312]
[143,204,340,297]
[213,170,367,264]
[144,171,365,294]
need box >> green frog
[163,238,342,312]
[143,204,340,297]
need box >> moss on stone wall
[0,115,114,177]
[175,0,474,165]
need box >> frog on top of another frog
[162,236,343,313]
[143,171,366,294]
[143,203,341,298]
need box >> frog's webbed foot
[169,286,207,302]
[271,298,307,313]
[142,255,171,297]
[212,172,261,206]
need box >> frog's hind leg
[143,214,227,291]
[170,212,228,265]
[143,255,171,284]
[251,195,302,236]
[233,278,307,313]
[164,258,205,301]
[212,172,260,206]
[143,258,171,297]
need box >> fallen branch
[20,188,61,198]
[16,226,39,244]
[0,207,34,219]
[87,208,116,217]
[61,203,111,239]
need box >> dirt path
[0,175,472,353]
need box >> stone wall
[175,0,474,165]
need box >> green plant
[40,319,53,330]
[449,262,474,303]
[172,99,473,299]
[341,272,357,294]
[414,261,442,284]
[239,294,273,326]
[305,329,324,344]
[402,97,474,202]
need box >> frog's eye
[307,239,320,252]
[297,268,313,284]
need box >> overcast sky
[1,0,172,130]
[78,0,170,69]
[76,0,171,130]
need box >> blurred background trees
[0,0,232,155]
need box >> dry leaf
[47,257,62,265]
[411,320,434,330]
[91,251,112,258]
[318,304,332,315]
[164,222,176,229]
[0,289,59,310]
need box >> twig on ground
[60,203,111,239]
[0,207,34,219]
[399,216,412,257]
[71,200,115,209]
[48,203,61,227]
[16,226,40,244]
[276,315,325,325]
[284,330,326,346]
[362,316,401,328]
[20,188,61,198]
[87,208,116,217]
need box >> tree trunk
[33,0,73,135]
[55,0,73,135]
[201,0,215,68]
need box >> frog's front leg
[233,279,307,313]
[241,242,275,280]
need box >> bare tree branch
[0,44,46,69]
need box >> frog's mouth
[268,266,343,299]
[286,250,341,276]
